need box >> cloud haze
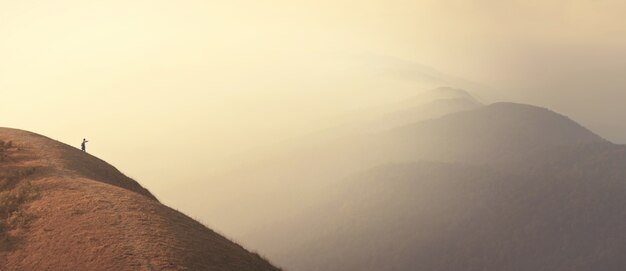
[1,0,626,210]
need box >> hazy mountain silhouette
[334,86,483,135]
[366,89,482,133]
[376,102,609,170]
[399,86,480,106]
[254,154,626,271]
[231,101,624,271]
[0,128,280,271]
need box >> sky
[2,0,626,209]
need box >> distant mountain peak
[398,101,608,145]
[431,86,473,96]
[385,102,609,170]
[402,86,481,108]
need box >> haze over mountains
[4,2,626,270]
[3,86,625,271]
[0,128,279,271]
[197,87,486,233]
[193,87,626,271]
[346,86,484,134]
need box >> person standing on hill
[81,138,88,152]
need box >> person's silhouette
[81,138,88,152]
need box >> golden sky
[2,0,626,205]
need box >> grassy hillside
[0,128,280,271]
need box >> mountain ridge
[0,127,280,271]
[232,101,623,271]
[379,102,610,169]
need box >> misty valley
[202,88,626,271]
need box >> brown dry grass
[0,171,39,234]
[0,128,280,271]
[0,140,40,251]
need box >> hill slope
[0,128,280,271]
[255,157,626,271]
